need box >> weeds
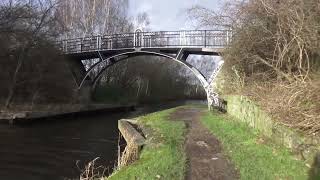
[116,133,140,170]
[78,157,107,180]
[247,80,320,134]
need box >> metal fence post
[63,40,67,52]
[80,38,83,52]
[204,30,207,47]
[226,30,229,46]
[97,35,101,50]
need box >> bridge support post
[205,85,222,111]
[66,58,93,103]
[206,93,212,111]
[205,60,225,111]
[76,81,92,103]
[66,58,89,86]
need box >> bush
[189,0,320,134]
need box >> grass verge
[108,108,186,180]
[201,111,308,180]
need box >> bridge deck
[67,47,222,60]
[57,30,231,59]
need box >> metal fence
[56,30,232,54]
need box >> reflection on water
[0,101,200,180]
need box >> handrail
[55,30,232,54]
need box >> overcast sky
[128,0,224,76]
[129,0,223,31]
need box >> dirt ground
[170,107,239,180]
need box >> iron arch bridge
[56,30,231,109]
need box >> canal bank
[109,106,310,180]
[110,105,238,180]
[109,107,187,179]
[0,104,135,124]
[0,102,187,180]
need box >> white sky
[129,0,224,31]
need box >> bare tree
[133,12,150,31]
[0,0,74,109]
[189,0,320,82]
[188,0,320,133]
[56,0,131,38]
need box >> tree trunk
[5,56,23,109]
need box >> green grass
[108,108,187,180]
[201,111,308,180]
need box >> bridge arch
[59,29,230,109]
[78,50,210,91]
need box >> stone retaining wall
[226,95,320,165]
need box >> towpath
[171,107,239,180]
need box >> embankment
[226,95,320,166]
[108,108,187,180]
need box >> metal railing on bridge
[56,30,232,54]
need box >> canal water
[0,101,204,180]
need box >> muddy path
[171,107,239,180]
